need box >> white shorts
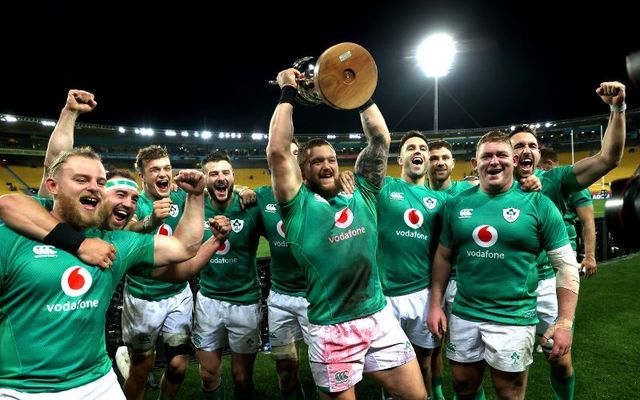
[267,289,310,347]
[388,287,440,349]
[535,277,558,336]
[444,280,457,321]
[307,303,415,393]
[121,284,193,353]
[446,314,535,373]
[192,292,261,354]
[0,369,123,399]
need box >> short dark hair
[539,148,559,164]
[298,138,334,166]
[107,168,136,181]
[202,150,231,169]
[135,145,169,173]
[476,130,511,152]
[427,140,452,152]
[399,130,428,153]
[509,124,537,138]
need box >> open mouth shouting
[155,178,170,194]
[486,167,504,179]
[79,195,100,211]
[111,205,131,227]
[517,155,534,176]
[411,154,424,167]
[213,181,230,200]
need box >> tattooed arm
[354,103,391,187]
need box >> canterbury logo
[334,371,349,382]
[459,208,473,218]
[33,245,57,257]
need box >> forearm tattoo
[355,135,389,187]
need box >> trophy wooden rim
[314,43,378,110]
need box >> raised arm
[152,170,205,265]
[39,90,97,196]
[150,216,230,282]
[354,102,391,187]
[572,82,626,186]
[266,68,303,204]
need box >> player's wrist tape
[278,85,297,105]
[44,223,85,253]
[610,103,626,113]
[357,98,375,113]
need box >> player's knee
[164,341,193,365]
[164,364,186,385]
[275,362,299,387]
[271,342,299,361]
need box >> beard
[56,190,108,231]
[207,183,234,205]
[307,177,340,198]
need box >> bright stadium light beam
[417,33,456,133]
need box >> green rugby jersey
[440,184,569,325]
[127,190,188,300]
[200,193,263,305]
[280,175,386,325]
[255,185,305,297]
[0,226,153,392]
[534,166,585,279]
[377,177,447,296]
[564,189,593,251]
[427,180,474,280]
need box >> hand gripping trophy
[270,42,378,110]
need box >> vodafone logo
[276,220,286,238]
[403,208,424,229]
[157,223,173,236]
[472,225,498,248]
[216,239,231,255]
[61,266,92,297]
[334,207,354,229]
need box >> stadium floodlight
[417,33,456,133]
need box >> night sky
[1,1,637,135]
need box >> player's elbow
[266,144,289,166]
[599,151,622,170]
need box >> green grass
[593,199,605,218]
[257,237,271,258]
[143,254,640,399]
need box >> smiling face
[399,136,428,183]
[104,177,139,230]
[48,155,108,230]
[302,144,340,198]
[428,146,456,184]
[510,131,540,179]
[139,157,172,199]
[204,159,235,206]
[472,140,516,194]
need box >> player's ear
[45,176,58,195]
